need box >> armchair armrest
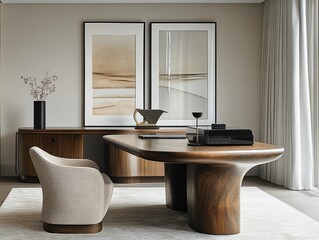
[40,150,100,170]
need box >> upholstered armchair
[29,146,113,234]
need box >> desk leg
[164,163,187,211]
[187,163,248,235]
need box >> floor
[1,176,319,222]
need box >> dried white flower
[21,70,58,101]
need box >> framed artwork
[151,22,216,126]
[84,22,145,126]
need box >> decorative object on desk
[133,108,167,129]
[190,112,202,145]
[21,70,58,129]
[84,22,145,126]
[187,124,254,146]
[211,123,226,129]
[151,22,216,126]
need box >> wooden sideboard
[16,127,186,183]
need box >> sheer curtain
[260,0,319,190]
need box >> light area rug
[1,187,319,240]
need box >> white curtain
[260,0,319,190]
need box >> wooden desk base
[187,164,245,235]
[165,163,250,235]
[103,135,284,235]
[165,164,187,211]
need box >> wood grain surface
[187,164,246,234]
[104,134,284,235]
[43,222,102,234]
[17,128,185,182]
[103,135,284,165]
[18,133,83,178]
[106,145,164,177]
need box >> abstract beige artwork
[158,30,208,120]
[92,35,136,115]
[84,22,144,126]
[151,23,216,126]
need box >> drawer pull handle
[52,137,57,142]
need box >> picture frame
[151,22,216,126]
[84,22,145,126]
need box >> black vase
[34,101,46,129]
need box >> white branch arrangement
[21,70,58,101]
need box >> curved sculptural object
[133,108,167,129]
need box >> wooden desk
[103,134,284,235]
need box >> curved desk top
[103,134,284,165]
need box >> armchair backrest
[29,146,63,186]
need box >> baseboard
[0,164,17,176]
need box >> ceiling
[0,0,265,3]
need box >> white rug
[1,187,319,240]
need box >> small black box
[187,127,254,146]
[211,124,226,129]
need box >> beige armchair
[29,146,113,234]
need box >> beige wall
[0,3,262,175]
